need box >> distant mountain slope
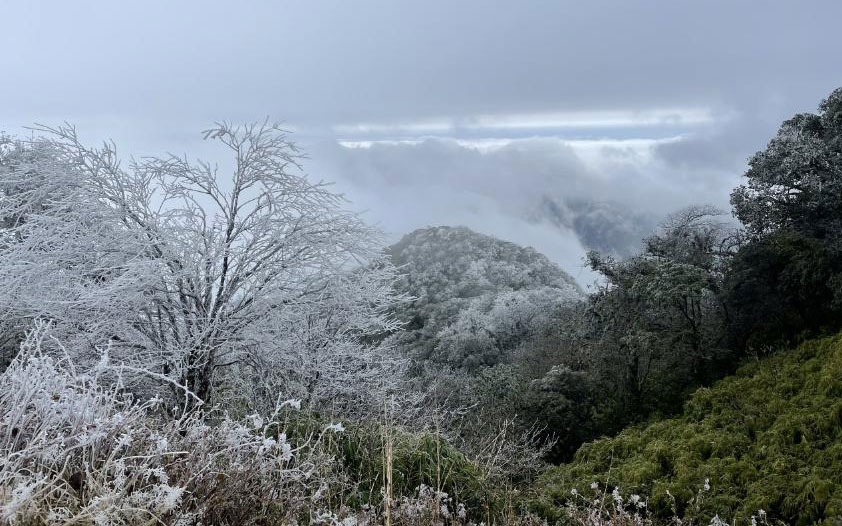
[531,333,842,525]
[386,226,583,370]
[536,197,659,258]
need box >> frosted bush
[565,482,653,526]
[319,484,545,526]
[561,481,774,526]
[0,326,347,525]
[0,329,174,523]
[0,325,551,525]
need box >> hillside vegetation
[386,225,582,370]
[531,333,842,525]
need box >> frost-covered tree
[584,206,734,418]
[434,286,572,371]
[0,123,401,411]
[731,87,842,244]
[385,226,582,370]
[726,87,842,349]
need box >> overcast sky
[3,1,840,284]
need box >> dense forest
[1,87,842,525]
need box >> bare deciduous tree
[0,122,402,411]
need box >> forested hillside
[520,85,842,525]
[532,333,842,525]
[386,225,582,370]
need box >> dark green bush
[530,334,842,525]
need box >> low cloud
[306,133,744,284]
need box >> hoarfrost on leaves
[0,123,404,415]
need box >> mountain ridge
[386,225,583,370]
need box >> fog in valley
[4,2,840,284]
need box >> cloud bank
[2,1,841,282]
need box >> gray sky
[3,1,840,284]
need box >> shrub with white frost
[0,325,351,525]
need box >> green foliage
[582,207,732,425]
[724,230,842,351]
[726,87,842,351]
[473,361,597,463]
[530,333,842,525]
[279,414,508,520]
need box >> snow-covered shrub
[374,484,479,526]
[564,483,653,526]
[311,483,547,526]
[0,327,185,523]
[0,325,349,525]
[0,324,550,525]
[560,482,772,526]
